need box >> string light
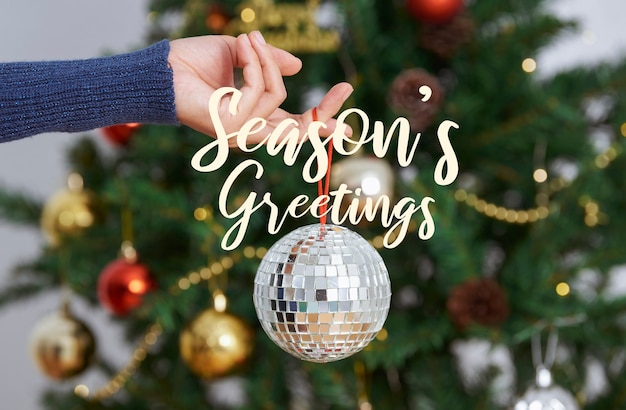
[522,58,537,73]
[193,207,208,221]
[580,197,603,227]
[210,261,224,275]
[178,277,191,290]
[375,328,388,341]
[243,246,256,259]
[256,247,267,258]
[240,7,255,23]
[533,168,548,183]
[74,384,89,397]
[555,282,570,297]
[188,270,201,285]
[213,290,228,312]
[200,266,211,280]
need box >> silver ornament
[513,386,579,410]
[513,366,579,410]
[331,156,395,203]
[253,223,391,363]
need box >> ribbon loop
[313,107,334,226]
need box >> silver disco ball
[253,224,391,363]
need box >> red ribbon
[313,107,333,226]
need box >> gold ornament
[41,173,97,245]
[180,309,253,379]
[224,0,340,53]
[30,303,96,380]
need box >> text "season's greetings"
[191,87,460,251]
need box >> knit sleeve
[0,40,178,142]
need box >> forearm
[0,40,178,142]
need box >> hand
[168,31,354,145]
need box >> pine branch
[0,281,51,308]
[0,186,42,227]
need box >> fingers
[248,31,288,119]
[223,33,301,76]
[231,33,265,127]
[230,31,289,131]
[197,32,352,143]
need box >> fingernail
[252,31,266,45]
[240,33,252,46]
[342,85,354,100]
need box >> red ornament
[406,0,464,24]
[97,256,155,315]
[101,123,141,146]
[205,3,231,33]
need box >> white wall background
[0,0,624,409]
[0,1,149,408]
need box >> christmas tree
[3,0,626,408]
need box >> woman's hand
[168,31,353,145]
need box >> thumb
[307,82,354,137]
[313,83,354,122]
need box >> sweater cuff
[0,40,178,142]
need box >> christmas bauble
[41,174,97,246]
[101,123,140,146]
[513,385,579,410]
[253,224,391,363]
[30,305,96,380]
[331,156,395,210]
[179,309,254,379]
[97,257,155,316]
[406,0,464,24]
[205,3,230,33]
[513,367,579,410]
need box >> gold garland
[74,322,163,400]
[455,143,621,224]
[454,189,551,224]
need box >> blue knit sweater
[0,40,178,142]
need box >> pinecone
[420,12,475,59]
[388,68,444,131]
[446,278,509,330]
